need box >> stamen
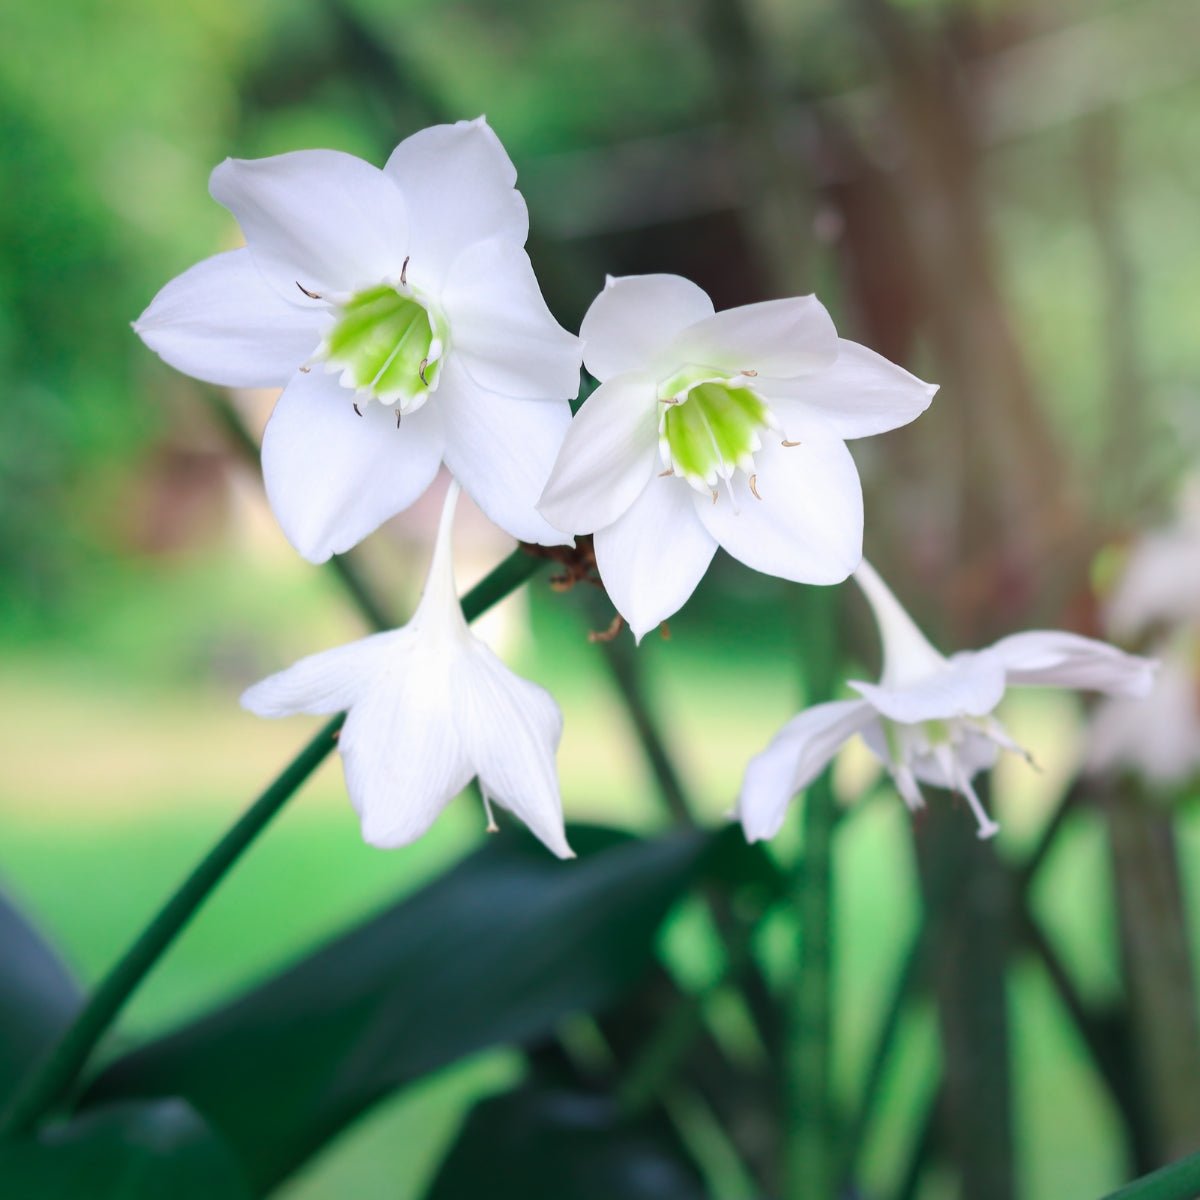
[587,614,625,644]
[892,764,926,812]
[711,489,719,505]
[353,403,362,417]
[299,365,311,374]
[749,474,762,500]
[741,369,758,377]
[939,747,999,840]
[482,792,499,834]
[396,409,403,429]
[418,358,429,384]
[658,468,674,477]
[660,396,681,406]
[400,256,409,287]
[296,281,322,300]
[781,439,802,448]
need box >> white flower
[739,559,1156,842]
[536,274,936,639]
[135,117,581,562]
[241,480,573,858]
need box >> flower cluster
[136,117,1157,850]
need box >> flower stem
[1102,1151,1200,1200]
[0,547,541,1139]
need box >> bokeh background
[2,0,1199,1197]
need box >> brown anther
[418,358,429,384]
[587,614,625,644]
[299,365,311,374]
[658,620,671,640]
[749,473,762,500]
[296,281,322,300]
[396,409,403,429]
[353,403,362,417]
[400,256,409,286]
[526,537,601,592]
[741,369,758,377]
[658,468,674,477]
[781,439,802,448]
[660,397,680,406]
[711,489,719,505]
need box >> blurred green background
[1,0,1199,1196]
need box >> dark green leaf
[84,825,754,1192]
[426,1086,709,1200]
[0,1099,251,1199]
[0,887,81,1101]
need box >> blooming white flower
[536,274,936,639]
[241,481,573,858]
[739,559,1156,842]
[135,118,581,562]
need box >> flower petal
[240,630,402,716]
[261,370,446,563]
[440,237,581,400]
[594,472,718,641]
[210,150,409,299]
[339,651,475,848]
[761,339,937,441]
[695,436,862,584]
[384,117,529,292]
[580,274,715,381]
[849,650,1007,722]
[739,699,875,842]
[455,642,573,859]
[438,360,572,546]
[988,630,1156,698]
[671,296,838,379]
[537,371,660,535]
[134,249,325,389]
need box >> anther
[295,281,322,300]
[660,397,680,406]
[741,369,758,377]
[418,358,429,385]
[353,403,362,417]
[749,474,762,500]
[400,256,409,287]
[396,409,403,429]
[781,439,802,448]
[658,468,674,477]
[711,489,719,505]
[587,614,625,644]
[299,365,311,374]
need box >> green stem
[1103,1151,1200,1200]
[0,548,541,1139]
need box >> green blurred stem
[0,548,541,1139]
[1103,1151,1200,1200]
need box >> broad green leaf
[425,1085,708,1200]
[0,1098,251,1199]
[84,825,761,1192]
[0,888,81,1101]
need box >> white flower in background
[242,481,573,858]
[739,559,1156,842]
[135,118,581,561]
[537,274,936,639]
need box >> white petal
[339,648,475,848]
[440,238,581,400]
[853,559,949,689]
[695,437,862,584]
[210,150,409,299]
[384,117,528,292]
[849,650,1007,722]
[739,700,875,842]
[593,472,718,641]
[580,274,715,381]
[240,630,403,716]
[761,340,937,441]
[437,360,572,546]
[537,371,660,535]
[670,296,838,379]
[134,249,324,389]
[988,630,1156,698]
[261,370,446,563]
[455,643,573,859]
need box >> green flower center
[322,284,445,412]
[659,377,772,491]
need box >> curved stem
[0,547,542,1138]
[1103,1152,1200,1200]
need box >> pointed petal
[438,361,572,546]
[849,651,1007,722]
[580,274,715,381]
[853,559,949,689]
[440,237,581,400]
[134,249,324,389]
[537,371,660,535]
[739,700,875,842]
[261,370,445,563]
[988,630,1156,698]
[241,630,402,716]
[384,117,528,292]
[761,339,937,441]
[210,150,409,299]
[594,472,718,640]
[671,295,838,379]
[339,652,475,848]
[454,642,572,859]
[695,437,862,585]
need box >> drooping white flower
[135,118,581,561]
[739,559,1156,842]
[241,480,573,858]
[537,274,936,639]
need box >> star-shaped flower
[135,118,581,561]
[739,560,1156,841]
[537,274,936,639]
